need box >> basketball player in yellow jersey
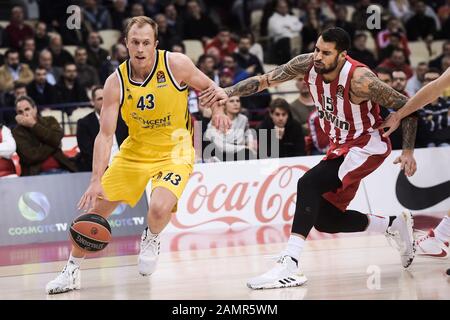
[46,16,230,294]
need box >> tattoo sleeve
[224,53,313,97]
[351,70,408,110]
[351,69,417,150]
[401,115,418,150]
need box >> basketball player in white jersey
[200,27,418,289]
[381,67,450,259]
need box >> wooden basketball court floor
[0,220,449,300]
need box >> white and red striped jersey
[304,56,384,146]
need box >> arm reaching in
[380,66,450,137]
[350,67,417,177]
[169,52,231,132]
[77,73,120,211]
[199,53,314,108]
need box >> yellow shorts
[101,152,193,208]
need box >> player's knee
[297,174,318,195]
[148,201,172,220]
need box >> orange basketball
[70,213,112,252]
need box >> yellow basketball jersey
[115,50,193,161]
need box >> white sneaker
[385,211,415,268]
[415,229,449,259]
[138,227,160,276]
[45,261,80,294]
[247,256,308,290]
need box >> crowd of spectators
[0,0,449,177]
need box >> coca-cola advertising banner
[157,147,450,232]
[159,156,370,232]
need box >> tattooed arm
[350,67,417,176]
[225,53,314,97]
[199,53,314,108]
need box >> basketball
[70,213,112,252]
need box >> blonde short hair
[124,16,158,42]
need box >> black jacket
[76,111,128,171]
[257,113,306,158]
[27,81,58,107]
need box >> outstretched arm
[200,53,314,107]
[350,67,417,176]
[77,73,120,210]
[380,66,450,137]
[169,52,231,131]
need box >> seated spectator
[391,70,410,97]
[171,42,186,54]
[258,98,305,158]
[268,0,303,64]
[204,96,256,161]
[3,6,34,50]
[76,86,128,171]
[334,5,356,41]
[416,68,450,147]
[0,123,17,177]
[289,79,315,136]
[205,28,237,61]
[233,34,264,78]
[34,21,50,51]
[221,55,271,117]
[241,31,264,65]
[130,2,146,17]
[74,47,100,90]
[38,49,62,86]
[307,109,329,155]
[378,48,413,79]
[183,0,218,42]
[405,1,437,41]
[429,40,450,71]
[109,0,130,31]
[20,37,39,70]
[3,81,27,109]
[378,32,410,64]
[155,13,182,51]
[221,55,249,84]
[389,0,412,21]
[100,43,128,84]
[55,63,89,116]
[82,0,112,31]
[27,67,58,107]
[143,0,162,17]
[48,34,75,68]
[197,54,219,84]
[12,96,77,176]
[301,5,322,53]
[164,3,184,37]
[406,62,428,96]
[376,17,410,55]
[0,49,34,93]
[348,32,377,69]
[86,31,110,72]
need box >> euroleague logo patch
[157,71,166,83]
[336,85,344,99]
[90,227,98,235]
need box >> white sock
[68,253,84,267]
[365,214,390,233]
[146,226,159,237]
[283,235,305,263]
[434,216,450,243]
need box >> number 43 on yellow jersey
[137,94,155,111]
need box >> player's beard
[314,55,339,74]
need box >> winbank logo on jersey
[172,165,311,229]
